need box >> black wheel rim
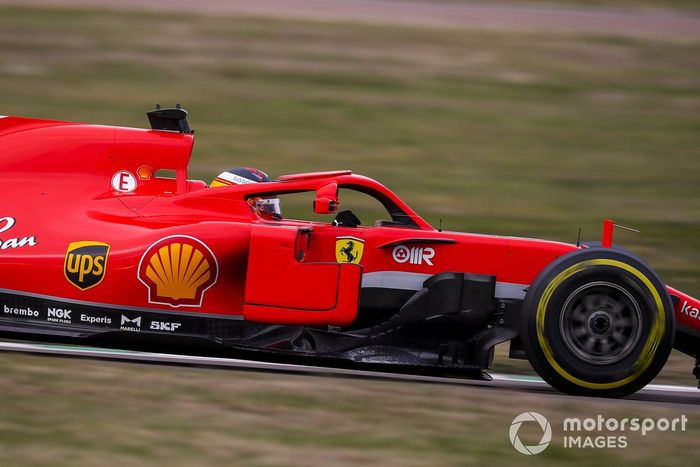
[559,281,642,365]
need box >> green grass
[0,5,699,464]
[0,353,697,467]
[448,0,700,10]
[1,7,699,293]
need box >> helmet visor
[255,197,282,219]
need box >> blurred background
[0,1,699,465]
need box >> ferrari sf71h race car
[0,106,698,398]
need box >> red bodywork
[1,116,699,334]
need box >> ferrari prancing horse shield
[335,236,364,264]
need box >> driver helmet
[211,167,281,219]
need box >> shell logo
[138,235,218,307]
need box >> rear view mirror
[313,183,339,214]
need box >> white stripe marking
[361,271,528,299]
[0,341,694,396]
[361,271,430,290]
[218,172,256,185]
[491,373,700,394]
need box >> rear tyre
[520,248,675,397]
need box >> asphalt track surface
[1,338,698,407]
[3,0,700,40]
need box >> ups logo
[64,241,110,290]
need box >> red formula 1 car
[1,107,698,397]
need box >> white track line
[0,341,697,397]
[490,373,699,394]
